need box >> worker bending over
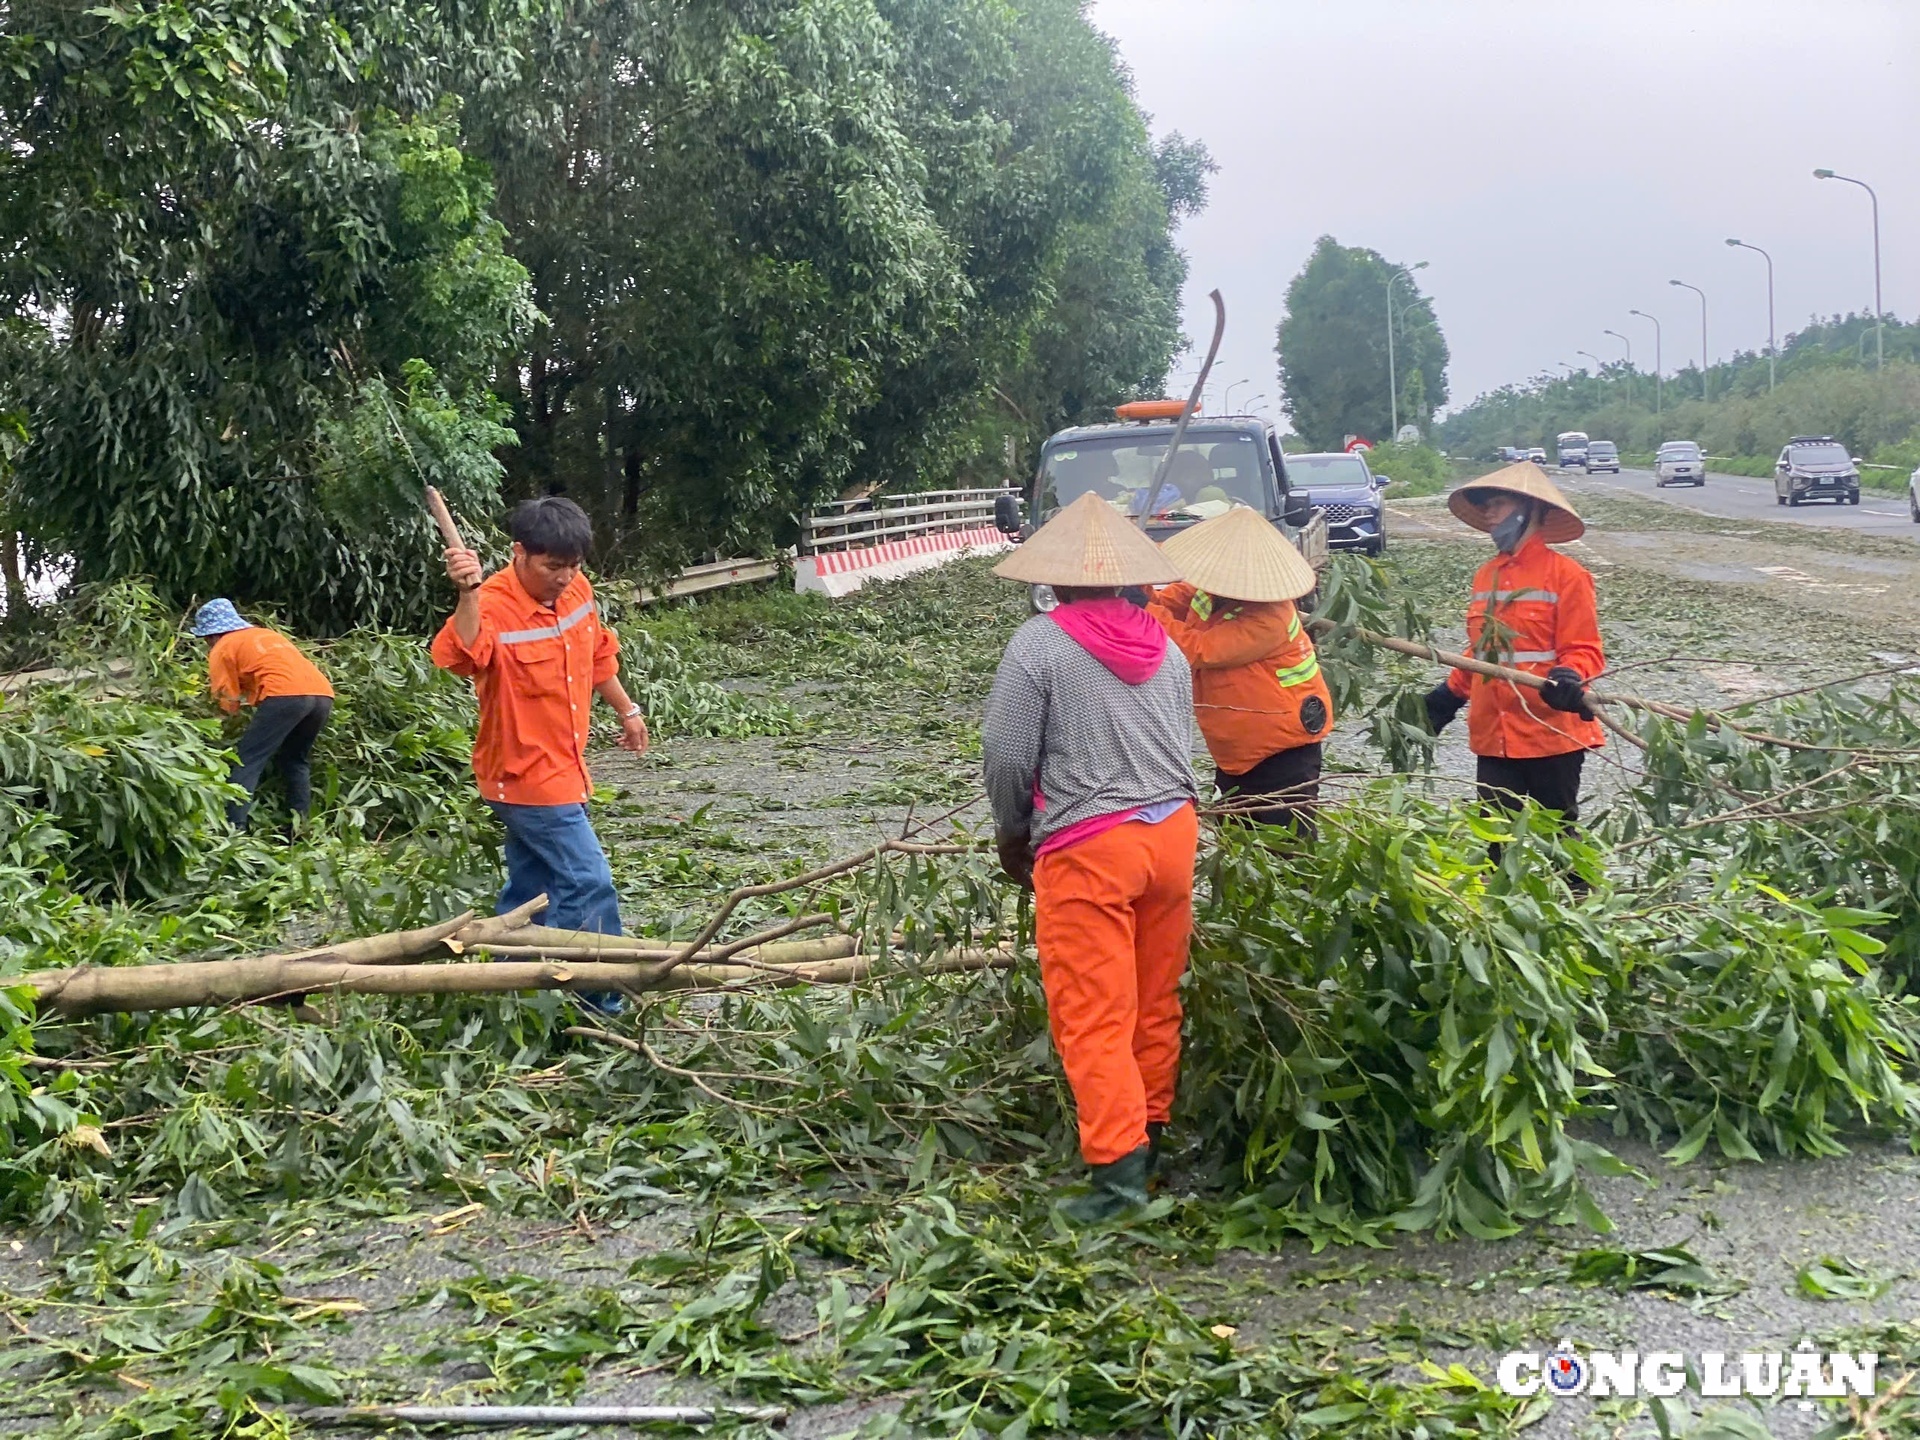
[431,496,649,1012]
[1425,463,1604,825]
[982,493,1199,1223]
[1150,506,1331,836]
[191,600,335,830]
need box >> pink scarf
[1048,597,1167,683]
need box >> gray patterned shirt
[981,615,1199,847]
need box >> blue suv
[1286,451,1390,555]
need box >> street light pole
[1628,310,1663,416]
[1603,329,1633,407]
[1386,261,1429,439]
[1815,169,1883,370]
[1224,379,1250,413]
[1725,239,1776,391]
[1669,279,1709,401]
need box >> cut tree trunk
[28,949,1015,1017]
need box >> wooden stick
[422,486,465,550]
[1320,623,1914,756]
[26,948,1017,1017]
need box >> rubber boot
[1060,1145,1152,1224]
[1146,1121,1168,1186]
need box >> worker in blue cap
[190,600,335,828]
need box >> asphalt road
[1557,464,1918,541]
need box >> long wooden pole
[1321,623,1889,754]
[27,949,1016,1018]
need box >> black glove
[1540,665,1594,717]
[1424,682,1466,735]
[996,831,1035,891]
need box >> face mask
[1491,509,1530,554]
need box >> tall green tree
[991,132,1213,472]
[1276,236,1448,450]
[0,0,536,632]
[468,0,969,568]
[467,0,1205,561]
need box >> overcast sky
[1085,0,1919,424]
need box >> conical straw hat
[1446,461,1585,543]
[992,490,1183,588]
[1159,505,1317,602]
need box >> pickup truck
[994,402,1329,609]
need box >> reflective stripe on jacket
[430,567,621,805]
[1148,582,1334,774]
[1444,534,1605,759]
[207,627,333,714]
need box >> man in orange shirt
[1424,463,1604,824]
[191,599,335,829]
[430,497,648,1007]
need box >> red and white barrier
[794,524,1013,598]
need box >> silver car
[1656,441,1706,488]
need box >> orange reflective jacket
[1444,535,1605,759]
[1148,582,1334,774]
[430,568,621,806]
[207,628,333,715]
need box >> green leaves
[1564,1244,1736,1296]
[1794,1255,1892,1302]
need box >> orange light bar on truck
[1114,399,1192,422]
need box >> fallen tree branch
[27,948,1018,1017]
[477,914,842,967]
[661,840,982,976]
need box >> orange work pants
[1033,804,1199,1165]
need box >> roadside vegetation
[6,524,1920,1434]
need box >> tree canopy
[1275,237,1448,451]
[0,0,1209,626]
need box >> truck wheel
[1848,493,1861,506]
[1788,494,1801,507]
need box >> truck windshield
[1588,443,1617,455]
[1038,431,1269,519]
[1557,433,1587,446]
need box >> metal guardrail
[632,557,782,606]
[801,488,1018,554]
[630,488,1021,606]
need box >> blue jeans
[489,803,624,1013]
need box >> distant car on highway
[1526,446,1548,467]
[1655,441,1706,487]
[1287,450,1389,555]
[1556,431,1589,468]
[1773,436,1860,507]
[1497,445,1526,462]
[1586,440,1621,474]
